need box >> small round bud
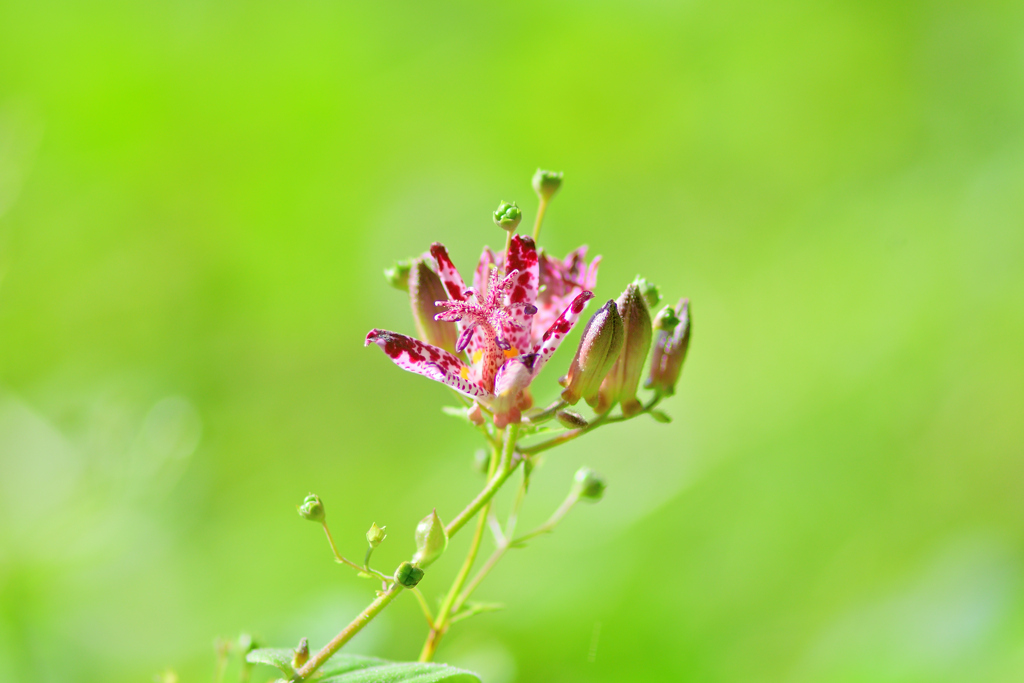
[572,467,607,502]
[292,637,309,668]
[366,522,387,548]
[384,260,412,291]
[413,509,449,568]
[493,201,522,232]
[532,169,563,201]
[635,277,661,309]
[653,305,681,334]
[297,494,325,523]
[395,561,425,588]
[556,409,589,429]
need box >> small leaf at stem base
[648,409,672,423]
[247,649,481,682]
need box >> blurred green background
[1,1,1023,681]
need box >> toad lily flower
[366,235,598,428]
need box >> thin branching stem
[420,425,520,662]
[294,425,523,680]
[454,491,579,615]
[521,394,663,456]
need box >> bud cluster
[298,494,325,523]
[558,279,689,411]
[493,201,522,231]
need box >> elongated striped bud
[560,300,624,408]
[598,280,653,415]
[645,299,690,396]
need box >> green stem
[298,425,524,679]
[445,425,521,538]
[510,492,578,546]
[454,491,579,614]
[324,523,392,584]
[504,230,514,275]
[504,470,529,539]
[523,399,567,426]
[452,545,506,615]
[521,395,664,456]
[421,426,519,662]
[411,587,435,628]
[532,197,549,242]
[521,411,610,455]
[292,584,404,681]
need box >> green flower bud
[366,522,387,548]
[560,300,624,408]
[412,509,448,568]
[395,561,425,588]
[297,494,325,523]
[635,277,661,309]
[292,637,309,669]
[409,258,458,353]
[493,201,522,232]
[598,280,653,416]
[572,467,606,502]
[653,304,681,334]
[532,169,563,201]
[555,409,588,429]
[384,260,412,291]
[645,299,690,396]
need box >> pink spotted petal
[502,301,537,353]
[506,235,539,305]
[365,329,492,399]
[530,291,595,377]
[490,357,536,428]
[429,243,469,302]
[474,247,497,300]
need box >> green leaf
[245,648,295,676]
[247,649,480,683]
[648,409,672,423]
[318,656,480,682]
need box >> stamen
[456,325,476,352]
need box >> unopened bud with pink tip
[560,300,624,408]
[645,299,690,396]
[598,278,654,416]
